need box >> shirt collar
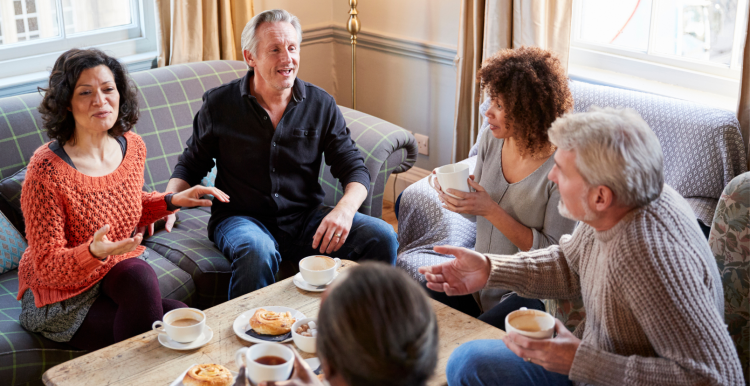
[240,69,306,103]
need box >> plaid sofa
[0,60,416,386]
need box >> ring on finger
[524,358,532,363]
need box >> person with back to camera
[427,46,577,328]
[422,107,744,385]
[16,48,227,351]
[259,262,439,386]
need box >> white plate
[233,306,306,344]
[292,271,339,292]
[169,363,238,386]
[158,326,214,351]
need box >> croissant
[182,363,233,386]
[249,308,296,335]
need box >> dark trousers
[422,282,544,330]
[68,258,187,351]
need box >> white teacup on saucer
[293,271,339,292]
[157,326,214,350]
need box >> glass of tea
[235,342,294,383]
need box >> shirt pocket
[290,128,321,164]
[292,128,320,138]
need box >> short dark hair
[317,262,438,386]
[38,48,139,145]
[478,46,574,156]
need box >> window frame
[569,0,748,102]
[0,0,157,89]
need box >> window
[0,0,157,96]
[570,0,749,109]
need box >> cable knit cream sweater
[485,185,744,385]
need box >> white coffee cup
[235,342,294,384]
[299,255,341,285]
[152,308,206,343]
[504,307,555,339]
[428,163,470,199]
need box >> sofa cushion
[0,167,25,222]
[143,208,231,309]
[708,172,750,379]
[142,247,195,306]
[0,211,25,274]
[0,270,87,386]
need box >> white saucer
[233,306,306,344]
[293,271,339,292]
[158,326,213,351]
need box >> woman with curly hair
[428,46,576,328]
[16,48,228,350]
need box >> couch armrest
[318,106,417,218]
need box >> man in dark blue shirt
[165,9,397,300]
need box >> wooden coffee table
[42,260,505,385]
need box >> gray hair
[548,107,664,208]
[240,9,302,57]
[317,263,439,386]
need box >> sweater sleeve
[569,228,744,386]
[530,183,577,250]
[138,190,176,227]
[21,174,105,288]
[484,227,588,299]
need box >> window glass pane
[576,0,654,51]
[62,0,132,35]
[653,0,742,65]
[0,0,60,45]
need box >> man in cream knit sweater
[421,107,744,386]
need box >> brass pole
[347,0,361,109]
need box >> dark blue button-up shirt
[171,70,370,240]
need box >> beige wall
[254,0,461,170]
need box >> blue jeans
[447,340,572,386]
[213,205,398,300]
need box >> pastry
[182,363,233,386]
[249,308,296,335]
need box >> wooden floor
[383,200,398,233]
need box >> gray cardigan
[473,130,577,311]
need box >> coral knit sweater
[16,132,174,307]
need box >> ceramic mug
[504,307,555,339]
[299,255,341,285]
[428,163,471,199]
[235,342,294,384]
[152,308,206,343]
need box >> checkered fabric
[0,270,87,386]
[0,211,25,274]
[320,107,417,219]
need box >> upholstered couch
[397,80,748,335]
[0,60,416,386]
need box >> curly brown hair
[38,48,139,145]
[478,46,573,156]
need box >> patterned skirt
[19,282,101,343]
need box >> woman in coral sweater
[16,48,229,351]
